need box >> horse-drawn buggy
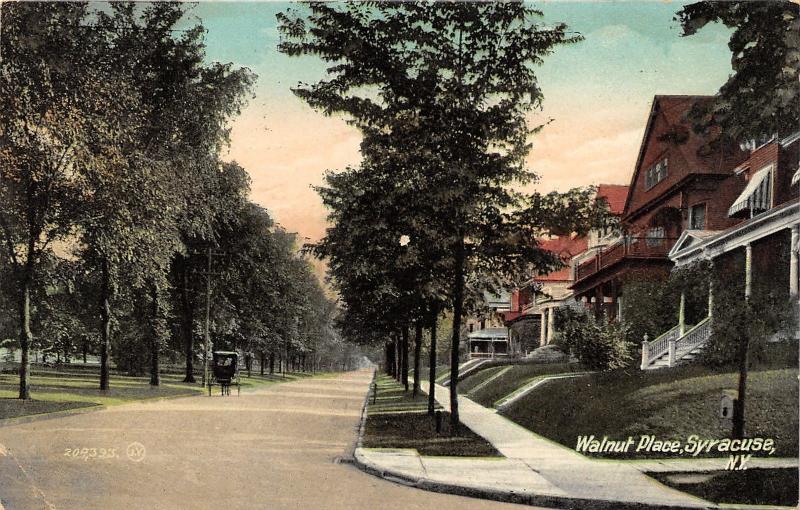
[207,351,241,396]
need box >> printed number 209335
[64,447,119,460]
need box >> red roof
[623,95,732,217]
[535,235,588,282]
[596,184,628,215]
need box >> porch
[643,200,800,370]
[468,328,509,359]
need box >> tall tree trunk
[259,351,265,376]
[99,257,112,390]
[149,288,161,387]
[386,340,395,377]
[401,327,409,391]
[428,311,438,416]
[394,334,401,382]
[181,263,195,383]
[18,275,32,400]
[269,351,275,374]
[413,321,423,397]
[449,235,466,433]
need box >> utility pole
[202,246,212,387]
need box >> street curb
[346,375,714,510]
[336,369,375,465]
[351,448,715,510]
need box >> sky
[181,1,734,244]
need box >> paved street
[0,370,532,510]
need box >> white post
[745,243,753,300]
[546,307,555,345]
[617,295,623,323]
[641,333,649,370]
[708,260,714,319]
[678,292,686,336]
[539,309,547,347]
[790,225,799,298]
[708,282,714,319]
[668,340,676,367]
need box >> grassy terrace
[362,374,500,457]
[651,468,799,507]
[459,362,584,407]
[0,366,316,420]
[501,357,798,458]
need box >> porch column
[745,243,753,300]
[546,307,555,345]
[594,286,603,318]
[708,281,714,319]
[678,292,686,335]
[617,294,623,323]
[539,310,547,347]
[790,225,799,298]
[610,280,618,321]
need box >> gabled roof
[669,229,721,259]
[622,95,716,218]
[596,184,628,215]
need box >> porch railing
[641,317,713,369]
[640,325,680,370]
[674,317,712,356]
[575,237,678,282]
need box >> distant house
[570,95,748,321]
[465,291,511,359]
[501,185,627,355]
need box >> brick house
[570,95,748,321]
[650,132,800,369]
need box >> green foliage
[704,281,798,367]
[554,308,632,371]
[676,1,800,140]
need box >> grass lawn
[414,364,449,383]
[464,362,584,407]
[651,468,798,507]
[501,360,798,458]
[457,366,506,394]
[363,374,501,457]
[0,367,322,420]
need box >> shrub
[554,308,632,370]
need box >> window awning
[728,167,772,217]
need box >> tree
[280,2,606,430]
[80,3,254,388]
[676,1,800,141]
[0,3,111,398]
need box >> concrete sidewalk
[354,380,797,509]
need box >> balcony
[575,237,678,283]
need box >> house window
[480,319,486,330]
[688,203,706,230]
[469,323,474,333]
[646,226,665,247]
[645,158,668,189]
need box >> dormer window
[645,158,668,190]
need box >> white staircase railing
[640,325,680,369]
[640,317,713,370]
[674,317,712,357]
